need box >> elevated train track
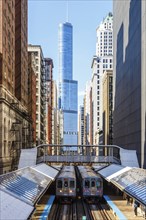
[48,198,115,220]
[47,164,114,220]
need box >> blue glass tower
[58,22,78,151]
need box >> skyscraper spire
[66,0,69,22]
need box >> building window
[4,141,6,156]
[109,77,112,83]
[4,118,6,140]
[109,85,113,92]
[34,52,38,56]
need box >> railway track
[48,198,115,220]
[48,199,87,220]
[49,201,75,220]
[89,203,114,220]
[99,203,114,220]
[48,202,61,220]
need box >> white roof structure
[18,148,37,169]
[106,166,132,181]
[120,148,139,167]
[0,190,33,220]
[98,164,132,182]
[92,164,108,172]
[32,163,59,179]
[111,168,146,206]
[0,167,51,205]
[0,163,59,220]
[51,165,62,170]
[98,164,146,206]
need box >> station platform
[104,195,145,220]
[31,195,55,219]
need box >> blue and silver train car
[77,166,103,202]
[56,165,76,202]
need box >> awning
[0,190,34,220]
[0,163,59,219]
[98,164,131,181]
[120,148,139,167]
[0,166,52,205]
[32,163,59,179]
[111,168,146,206]
[92,164,108,172]
[18,148,37,169]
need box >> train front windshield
[57,180,62,188]
[70,181,75,188]
[91,180,96,187]
[96,181,101,188]
[64,181,68,187]
[85,180,90,188]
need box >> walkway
[107,195,144,220]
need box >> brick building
[0,0,31,174]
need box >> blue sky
[28,0,112,106]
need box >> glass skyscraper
[58,22,78,151]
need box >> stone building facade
[0,0,32,174]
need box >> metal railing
[36,144,121,165]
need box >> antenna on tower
[66,0,69,22]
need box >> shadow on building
[113,0,145,167]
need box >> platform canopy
[18,148,37,169]
[120,148,139,167]
[92,164,108,172]
[51,165,62,170]
[98,164,132,182]
[32,163,59,179]
[0,190,34,220]
[111,168,146,206]
[98,164,146,206]
[0,163,59,220]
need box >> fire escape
[9,102,33,170]
[44,58,53,154]
[9,119,22,170]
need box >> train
[77,166,103,202]
[56,165,76,202]
[56,165,103,203]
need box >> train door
[63,179,69,195]
[69,179,76,196]
[91,178,96,195]
[57,179,62,195]
[84,179,90,195]
[96,179,103,196]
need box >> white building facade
[52,81,58,147]
[91,12,113,145]
[78,105,84,148]
[28,45,46,145]
[84,82,91,145]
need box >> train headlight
[69,190,73,193]
[59,190,62,192]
